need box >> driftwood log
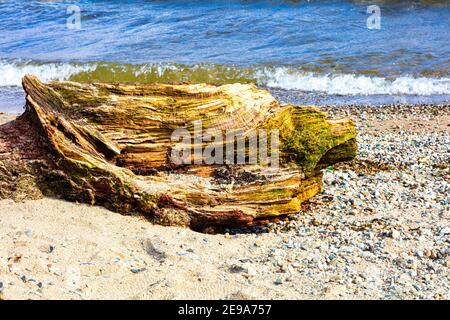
[0,75,356,231]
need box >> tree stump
[0,75,357,231]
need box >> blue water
[1,0,449,112]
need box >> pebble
[391,229,401,239]
[274,278,283,285]
[130,267,146,274]
[229,262,257,276]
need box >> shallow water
[1,0,449,112]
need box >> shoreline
[0,103,449,300]
[1,85,450,114]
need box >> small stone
[244,263,257,276]
[439,227,449,236]
[130,267,146,274]
[229,263,257,276]
[229,264,245,273]
[391,229,401,239]
[357,243,367,251]
[274,278,283,285]
[429,251,438,260]
[39,245,55,254]
[254,239,263,247]
[142,240,166,263]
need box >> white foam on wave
[0,60,95,86]
[1,60,449,96]
[260,68,450,95]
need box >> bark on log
[0,75,357,231]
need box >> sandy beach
[1,0,449,304]
[0,104,448,300]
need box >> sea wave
[1,60,449,96]
[263,68,450,95]
[0,60,96,87]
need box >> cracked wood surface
[0,75,356,231]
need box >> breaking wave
[1,60,449,96]
[263,68,450,95]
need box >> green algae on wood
[265,105,357,175]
